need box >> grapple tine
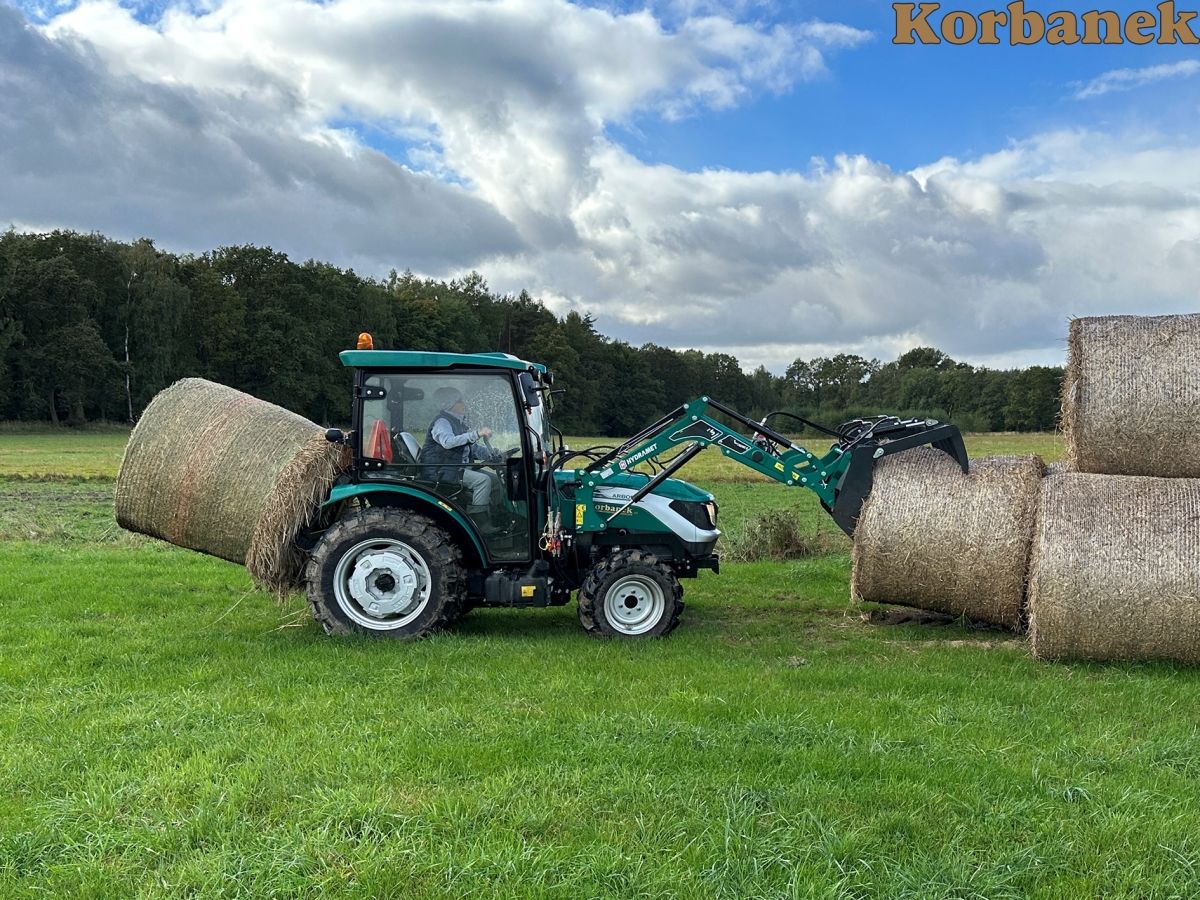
[932,429,969,474]
[829,446,877,537]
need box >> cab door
[358,369,534,562]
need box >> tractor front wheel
[304,507,466,638]
[578,550,683,639]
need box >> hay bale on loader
[1028,471,1200,663]
[115,378,347,594]
[851,450,1044,629]
[1063,314,1200,477]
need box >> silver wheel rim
[332,538,433,631]
[603,574,666,636]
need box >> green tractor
[307,340,969,639]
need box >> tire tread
[577,549,684,639]
[303,507,467,638]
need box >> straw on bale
[1028,471,1200,662]
[116,378,347,594]
[246,435,349,594]
[851,449,1044,628]
[1063,314,1200,477]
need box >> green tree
[895,347,955,371]
[1005,366,1062,431]
[556,311,606,433]
[44,319,120,423]
[814,354,878,408]
[120,239,192,420]
[12,255,113,422]
[784,358,817,406]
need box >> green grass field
[3,427,1198,898]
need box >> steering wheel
[479,434,519,466]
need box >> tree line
[0,230,1062,435]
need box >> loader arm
[570,397,968,537]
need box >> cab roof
[339,350,548,373]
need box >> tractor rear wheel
[577,550,683,639]
[304,507,466,638]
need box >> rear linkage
[571,398,968,537]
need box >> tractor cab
[331,349,554,567]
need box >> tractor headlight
[670,499,718,531]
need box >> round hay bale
[116,378,347,593]
[1028,471,1200,663]
[850,449,1044,629]
[1063,314,1200,477]
[246,434,349,594]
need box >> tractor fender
[322,483,489,568]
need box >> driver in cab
[420,387,504,519]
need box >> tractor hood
[554,470,713,502]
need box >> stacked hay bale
[115,378,348,594]
[1062,314,1200,477]
[1028,471,1200,662]
[851,449,1044,629]
[1029,314,1200,662]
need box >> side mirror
[325,428,346,444]
[518,371,541,408]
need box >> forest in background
[0,230,1062,435]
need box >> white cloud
[39,0,864,243]
[3,1,1199,374]
[0,3,524,272]
[504,130,1200,369]
[1074,59,1200,99]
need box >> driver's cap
[434,387,464,408]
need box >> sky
[2,0,1199,371]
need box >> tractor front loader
[304,337,969,640]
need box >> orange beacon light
[357,332,374,350]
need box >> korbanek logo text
[893,1,1199,44]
